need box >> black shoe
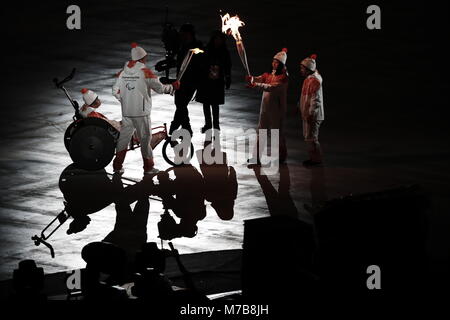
[201,125,212,134]
[302,160,323,167]
[247,157,261,168]
[169,139,179,148]
[172,125,193,137]
[169,122,179,135]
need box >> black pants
[202,104,220,128]
[170,85,196,135]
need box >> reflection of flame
[190,48,204,54]
[221,13,245,41]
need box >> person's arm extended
[148,78,175,94]
[253,74,288,91]
[252,73,267,83]
[142,68,174,94]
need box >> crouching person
[112,42,180,175]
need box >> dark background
[0,0,449,290]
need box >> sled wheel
[69,125,116,171]
[64,120,80,152]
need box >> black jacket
[196,46,231,105]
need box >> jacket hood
[123,61,145,75]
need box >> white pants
[116,116,153,159]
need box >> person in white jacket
[299,54,324,166]
[112,42,180,174]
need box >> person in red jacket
[79,88,107,120]
[245,48,289,167]
[299,54,324,167]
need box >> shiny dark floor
[0,1,449,290]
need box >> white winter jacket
[300,71,324,121]
[113,61,174,117]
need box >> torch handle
[177,51,194,81]
[236,41,251,76]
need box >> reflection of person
[197,141,237,220]
[305,166,327,213]
[246,49,289,166]
[299,54,324,167]
[112,42,180,175]
[59,165,120,234]
[60,164,159,237]
[103,175,150,261]
[157,165,206,239]
[252,164,298,219]
[169,23,203,137]
[196,30,231,133]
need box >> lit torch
[177,48,204,81]
[221,13,250,75]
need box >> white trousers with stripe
[116,116,153,159]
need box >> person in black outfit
[196,30,231,133]
[169,23,203,137]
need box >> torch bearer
[221,13,250,76]
[177,48,204,81]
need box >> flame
[221,13,245,41]
[190,48,204,54]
